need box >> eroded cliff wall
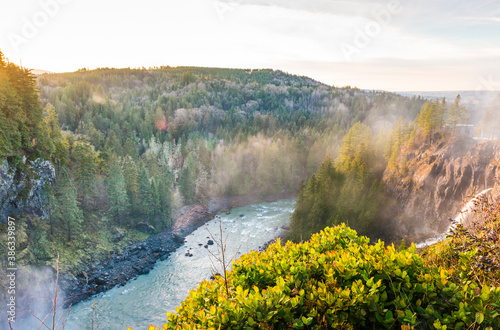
[384,137,500,242]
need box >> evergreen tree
[179,154,196,204]
[447,94,468,130]
[122,156,140,214]
[123,138,138,159]
[139,166,154,220]
[417,101,437,140]
[72,139,99,209]
[0,50,49,163]
[107,155,130,225]
[43,102,69,166]
[181,71,196,86]
[436,98,447,129]
[337,122,375,177]
[44,183,58,236]
[104,129,123,156]
[156,171,173,227]
[55,170,83,242]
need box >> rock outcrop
[384,137,500,242]
[0,158,55,222]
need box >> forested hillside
[36,66,425,206]
[1,50,429,306]
[32,65,425,248]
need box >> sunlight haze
[1,0,499,91]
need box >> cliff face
[0,158,55,222]
[384,137,500,242]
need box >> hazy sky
[1,0,499,91]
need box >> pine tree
[44,184,58,236]
[139,166,154,220]
[337,122,374,177]
[56,170,83,242]
[156,171,173,228]
[179,154,196,204]
[447,94,468,130]
[43,102,69,166]
[0,50,50,162]
[104,129,123,156]
[123,138,138,159]
[181,71,196,86]
[72,139,98,210]
[107,155,130,225]
[436,98,447,129]
[414,98,448,142]
[123,156,139,213]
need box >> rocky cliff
[384,137,500,242]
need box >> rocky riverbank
[60,231,185,307]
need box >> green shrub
[164,224,500,329]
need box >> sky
[1,0,499,91]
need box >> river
[61,199,295,329]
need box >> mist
[1,265,66,330]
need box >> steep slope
[384,136,500,242]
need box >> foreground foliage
[422,194,500,287]
[163,224,500,329]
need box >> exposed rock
[0,158,55,222]
[135,222,155,234]
[207,240,214,245]
[384,138,500,242]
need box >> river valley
[61,199,295,329]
